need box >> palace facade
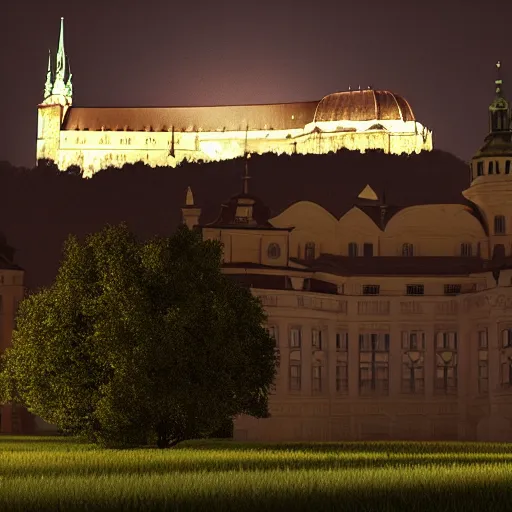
[183,64,512,442]
[37,19,432,177]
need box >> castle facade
[37,19,432,177]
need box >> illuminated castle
[37,19,433,177]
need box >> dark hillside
[0,150,470,290]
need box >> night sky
[1,0,511,168]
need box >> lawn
[1,436,512,511]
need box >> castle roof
[61,89,418,132]
[314,90,416,123]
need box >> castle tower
[37,17,73,165]
[181,187,201,229]
[463,62,512,258]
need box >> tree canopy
[0,224,277,447]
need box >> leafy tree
[0,224,277,447]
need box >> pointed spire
[44,50,53,99]
[185,186,194,206]
[55,17,66,82]
[242,154,251,195]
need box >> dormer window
[267,243,281,259]
[305,242,316,261]
[461,243,473,257]
[348,242,358,257]
[494,215,506,235]
[402,243,414,257]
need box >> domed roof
[314,89,416,123]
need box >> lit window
[267,243,281,259]
[402,243,414,257]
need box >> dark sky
[1,0,510,168]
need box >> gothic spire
[44,50,53,99]
[55,17,66,83]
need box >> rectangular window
[477,161,484,176]
[289,365,301,391]
[506,160,511,175]
[401,331,425,350]
[406,284,424,296]
[312,366,322,393]
[362,285,380,295]
[348,243,358,257]
[460,243,473,257]
[290,328,302,348]
[402,362,425,393]
[336,331,348,351]
[436,331,458,349]
[494,215,506,235]
[336,364,348,393]
[363,243,374,257]
[267,325,278,347]
[444,284,462,295]
[501,361,512,387]
[359,332,389,395]
[478,350,488,394]
[478,330,488,349]
[312,329,322,350]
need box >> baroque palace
[37,19,432,177]
[179,63,512,442]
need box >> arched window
[402,243,414,257]
[304,242,316,261]
[348,242,358,257]
[460,243,472,257]
[267,243,281,259]
[494,215,506,235]
[488,161,494,174]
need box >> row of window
[301,242,479,259]
[270,327,512,351]
[362,284,466,296]
[475,159,512,177]
[286,330,491,395]
[279,328,460,351]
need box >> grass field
[1,436,512,511]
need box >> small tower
[463,61,512,258]
[181,186,201,229]
[37,18,73,166]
